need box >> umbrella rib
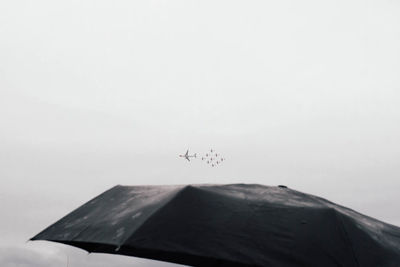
[335,211,360,267]
[68,187,128,249]
[30,185,123,242]
[115,187,186,250]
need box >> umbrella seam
[116,186,187,250]
[30,185,122,241]
[69,186,126,245]
[335,210,360,267]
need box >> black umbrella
[32,184,400,266]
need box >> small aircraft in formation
[180,148,225,167]
[203,149,225,166]
[179,149,197,161]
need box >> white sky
[1,0,400,266]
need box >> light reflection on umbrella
[32,184,400,266]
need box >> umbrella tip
[278,185,288,188]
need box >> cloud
[0,245,64,267]
[0,243,185,267]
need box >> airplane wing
[186,157,190,162]
[185,150,189,156]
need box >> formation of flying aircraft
[202,148,225,167]
[180,148,225,167]
[179,149,197,161]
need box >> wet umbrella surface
[32,184,400,266]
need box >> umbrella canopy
[32,184,400,266]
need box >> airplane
[179,149,197,162]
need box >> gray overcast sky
[1,0,400,266]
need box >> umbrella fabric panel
[124,186,358,267]
[32,185,183,247]
[31,184,400,267]
[339,213,400,267]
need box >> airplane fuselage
[179,150,196,161]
